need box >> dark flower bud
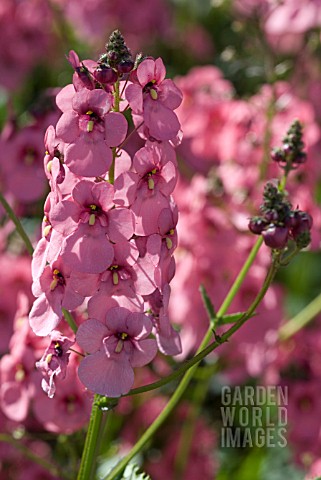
[105,30,133,70]
[117,60,134,74]
[248,217,268,235]
[107,51,119,63]
[271,119,307,172]
[290,211,313,236]
[287,210,301,229]
[264,209,279,223]
[94,65,118,84]
[271,148,285,164]
[262,225,289,249]
[293,151,307,166]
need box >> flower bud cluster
[29,31,183,398]
[271,119,307,171]
[249,182,313,249]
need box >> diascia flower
[125,57,182,141]
[56,88,127,177]
[76,307,158,397]
[50,179,134,274]
[36,330,75,398]
[29,256,84,336]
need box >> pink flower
[83,240,155,318]
[125,57,182,141]
[43,125,65,198]
[0,345,40,422]
[76,307,158,397]
[56,88,127,176]
[144,284,181,356]
[136,203,178,288]
[50,179,134,273]
[33,356,92,434]
[2,126,47,203]
[29,256,84,336]
[83,239,158,318]
[36,331,75,398]
[66,50,96,91]
[114,143,177,235]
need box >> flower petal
[104,112,128,147]
[78,351,134,397]
[76,319,107,353]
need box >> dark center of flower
[50,268,65,291]
[115,332,129,353]
[165,229,175,249]
[143,80,158,100]
[109,265,119,285]
[146,168,158,190]
[63,395,78,414]
[54,342,63,357]
[88,204,101,226]
[15,363,26,382]
[79,110,102,134]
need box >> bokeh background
[1,0,321,478]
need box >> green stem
[123,238,264,399]
[0,434,62,478]
[113,79,120,112]
[126,336,231,397]
[0,191,34,255]
[278,173,288,193]
[77,395,104,480]
[174,364,216,479]
[279,290,321,340]
[259,95,277,181]
[62,308,78,334]
[109,80,121,185]
[104,243,275,480]
[216,236,263,318]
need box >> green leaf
[216,312,256,325]
[199,284,216,323]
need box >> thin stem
[0,191,34,255]
[174,364,216,479]
[0,434,62,478]
[113,79,120,112]
[216,236,263,317]
[199,284,216,325]
[62,308,78,334]
[69,348,85,357]
[125,237,263,397]
[109,80,121,185]
[77,395,104,480]
[279,290,321,341]
[126,339,225,397]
